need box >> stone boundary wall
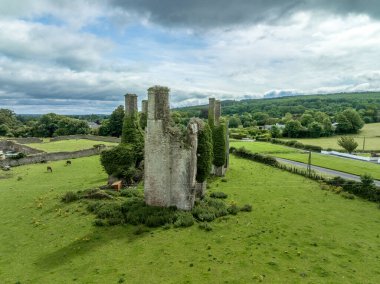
[0,147,104,167]
[12,137,43,144]
[50,135,120,143]
[0,140,44,155]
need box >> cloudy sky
[1,0,380,114]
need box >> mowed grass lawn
[1,156,380,283]
[281,123,380,151]
[231,141,380,180]
[25,139,117,153]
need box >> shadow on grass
[35,225,150,270]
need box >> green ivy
[212,123,226,167]
[196,123,213,182]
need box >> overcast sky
[1,0,380,114]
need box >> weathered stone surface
[195,181,207,198]
[208,98,215,123]
[141,100,148,114]
[124,94,138,116]
[144,86,198,210]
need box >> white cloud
[0,1,379,113]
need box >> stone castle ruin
[124,86,228,210]
[144,86,199,210]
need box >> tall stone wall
[144,86,199,210]
[0,140,44,155]
[0,146,106,167]
[50,135,120,143]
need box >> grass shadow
[35,225,151,270]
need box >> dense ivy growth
[212,123,227,167]
[196,123,213,183]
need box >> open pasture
[281,123,380,151]
[1,156,380,282]
[25,139,117,153]
[231,141,380,179]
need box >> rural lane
[275,157,380,187]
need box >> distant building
[87,122,100,129]
[261,123,286,130]
[0,150,5,160]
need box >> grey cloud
[110,0,380,29]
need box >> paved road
[276,157,380,187]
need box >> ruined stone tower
[124,94,138,116]
[144,86,199,210]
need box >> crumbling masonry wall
[144,86,199,210]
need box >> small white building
[0,150,4,160]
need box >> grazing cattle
[47,166,53,173]
[65,160,72,166]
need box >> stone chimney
[141,100,148,114]
[215,100,221,126]
[124,94,138,116]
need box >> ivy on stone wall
[139,113,147,130]
[212,123,226,167]
[121,113,144,162]
[196,122,213,183]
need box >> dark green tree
[308,122,323,138]
[213,123,226,167]
[196,123,213,183]
[336,108,364,134]
[108,105,125,137]
[283,120,303,138]
[337,136,358,153]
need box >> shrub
[210,191,228,199]
[174,212,195,228]
[120,189,142,198]
[94,219,106,226]
[240,204,252,212]
[100,144,137,181]
[341,192,355,199]
[293,142,304,149]
[133,225,149,235]
[61,191,79,203]
[227,204,240,215]
[233,147,278,166]
[199,222,213,231]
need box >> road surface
[275,157,380,187]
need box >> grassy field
[231,141,380,179]
[25,139,117,153]
[281,123,380,151]
[1,156,380,283]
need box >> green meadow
[280,123,380,151]
[25,139,117,153]
[231,141,380,179]
[1,155,380,283]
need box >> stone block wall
[0,140,44,155]
[0,146,105,167]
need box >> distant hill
[176,92,380,121]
